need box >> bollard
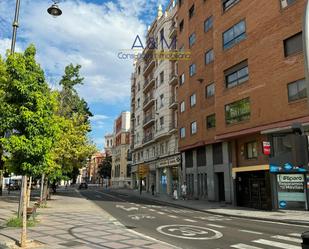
[302,231,309,249]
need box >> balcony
[143,133,154,144]
[143,114,155,128]
[169,95,178,109]
[143,58,155,76]
[169,73,178,85]
[169,121,177,134]
[143,74,155,93]
[169,24,177,39]
[143,94,155,110]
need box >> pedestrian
[151,183,155,196]
[173,184,178,200]
[181,182,187,200]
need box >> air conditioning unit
[281,0,288,8]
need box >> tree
[0,45,61,247]
[98,156,112,179]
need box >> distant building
[111,111,131,188]
[87,152,105,184]
[104,133,114,157]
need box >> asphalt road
[79,189,308,249]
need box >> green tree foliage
[0,45,59,176]
[98,156,112,178]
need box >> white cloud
[90,114,109,122]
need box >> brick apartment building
[177,0,308,210]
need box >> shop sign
[158,155,181,168]
[277,173,306,209]
[138,164,149,177]
[270,163,307,173]
[262,141,271,155]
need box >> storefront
[156,154,181,195]
[270,164,308,210]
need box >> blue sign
[284,163,293,171]
[270,163,308,173]
[279,201,287,209]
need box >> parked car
[78,183,88,189]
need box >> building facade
[130,2,181,196]
[87,152,105,184]
[177,0,308,210]
[111,111,131,188]
[104,133,114,157]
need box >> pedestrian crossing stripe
[230,234,302,249]
[253,239,301,249]
[289,233,302,237]
[231,243,263,249]
[271,235,302,244]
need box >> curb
[116,190,309,227]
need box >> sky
[0,0,167,151]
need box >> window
[138,66,141,74]
[191,121,197,134]
[137,115,140,125]
[180,101,185,112]
[206,83,215,98]
[179,73,185,85]
[160,71,164,84]
[225,98,250,124]
[213,143,223,165]
[204,16,213,32]
[137,83,140,91]
[190,93,196,107]
[205,49,214,64]
[179,0,183,7]
[179,20,184,32]
[225,60,249,88]
[223,20,246,50]
[160,94,164,107]
[185,150,193,168]
[189,33,196,47]
[222,0,240,11]
[189,4,195,19]
[284,32,303,57]
[159,116,164,129]
[280,0,296,9]
[137,98,140,108]
[189,64,196,76]
[206,114,216,129]
[246,141,258,159]
[180,127,186,138]
[197,147,206,167]
[288,78,307,102]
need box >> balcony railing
[169,73,178,85]
[143,133,154,144]
[143,93,154,106]
[143,114,155,125]
[169,121,177,132]
[144,73,155,90]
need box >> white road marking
[149,209,155,212]
[168,215,178,218]
[156,224,223,240]
[141,206,147,209]
[230,243,263,249]
[271,235,302,243]
[289,233,302,237]
[157,212,166,215]
[116,205,138,211]
[253,239,301,249]
[207,224,225,228]
[183,219,197,223]
[239,230,263,235]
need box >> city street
[79,189,308,249]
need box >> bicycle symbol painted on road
[156,225,223,240]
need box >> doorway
[217,172,225,202]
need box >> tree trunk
[40,173,45,202]
[0,169,3,196]
[17,177,25,218]
[27,176,32,208]
[20,175,27,248]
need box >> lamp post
[10,0,63,54]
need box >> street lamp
[10,0,63,54]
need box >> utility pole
[11,0,21,54]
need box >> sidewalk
[0,189,178,249]
[114,189,309,226]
